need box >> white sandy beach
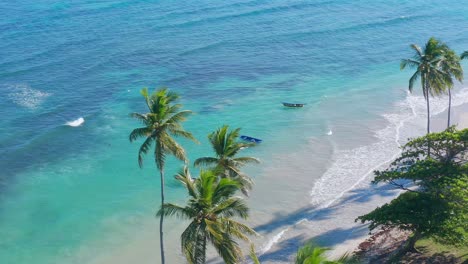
[87,92,468,264]
[323,102,468,261]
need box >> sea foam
[66,117,85,127]
[258,88,468,256]
[6,84,51,109]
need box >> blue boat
[240,135,262,143]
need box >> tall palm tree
[129,87,197,264]
[194,125,260,196]
[400,37,448,135]
[158,167,257,264]
[439,46,463,128]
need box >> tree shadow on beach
[254,204,338,233]
[258,234,307,263]
[254,183,398,234]
[312,224,369,248]
[337,184,400,205]
[259,225,369,263]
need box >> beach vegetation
[294,243,357,264]
[357,128,468,254]
[400,37,449,135]
[438,45,464,128]
[129,87,197,264]
[158,167,257,264]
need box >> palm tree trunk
[201,234,207,264]
[425,81,431,158]
[159,169,166,264]
[447,88,452,128]
[426,88,430,135]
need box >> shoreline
[326,100,468,260]
[86,90,468,264]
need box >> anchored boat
[282,102,305,107]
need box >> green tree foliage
[294,244,355,264]
[357,128,468,250]
[129,87,197,264]
[194,125,260,196]
[400,37,450,134]
[158,167,257,264]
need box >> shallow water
[1,1,468,263]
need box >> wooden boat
[282,102,305,107]
[240,135,262,143]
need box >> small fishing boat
[240,135,263,143]
[282,102,305,107]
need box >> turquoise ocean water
[1,1,468,263]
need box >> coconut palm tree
[194,125,260,196]
[158,167,257,264]
[400,37,448,135]
[438,46,463,128]
[129,87,197,264]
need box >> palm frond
[212,197,249,218]
[174,166,198,199]
[233,156,261,166]
[461,51,468,60]
[129,112,149,125]
[158,203,194,219]
[249,244,261,264]
[407,69,420,94]
[163,135,187,162]
[167,110,193,124]
[140,87,152,112]
[400,58,420,70]
[208,125,229,157]
[209,230,242,264]
[194,157,219,168]
[233,174,254,196]
[213,178,242,202]
[295,244,331,264]
[410,43,423,58]
[129,127,151,142]
[137,136,153,167]
[222,218,257,239]
[181,221,201,264]
[168,128,198,143]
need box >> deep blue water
[1,1,467,263]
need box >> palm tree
[129,87,197,264]
[295,244,354,264]
[158,167,257,264]
[194,125,259,196]
[400,37,448,135]
[461,51,468,60]
[438,46,463,128]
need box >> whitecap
[326,129,333,136]
[66,117,85,127]
[6,84,51,109]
